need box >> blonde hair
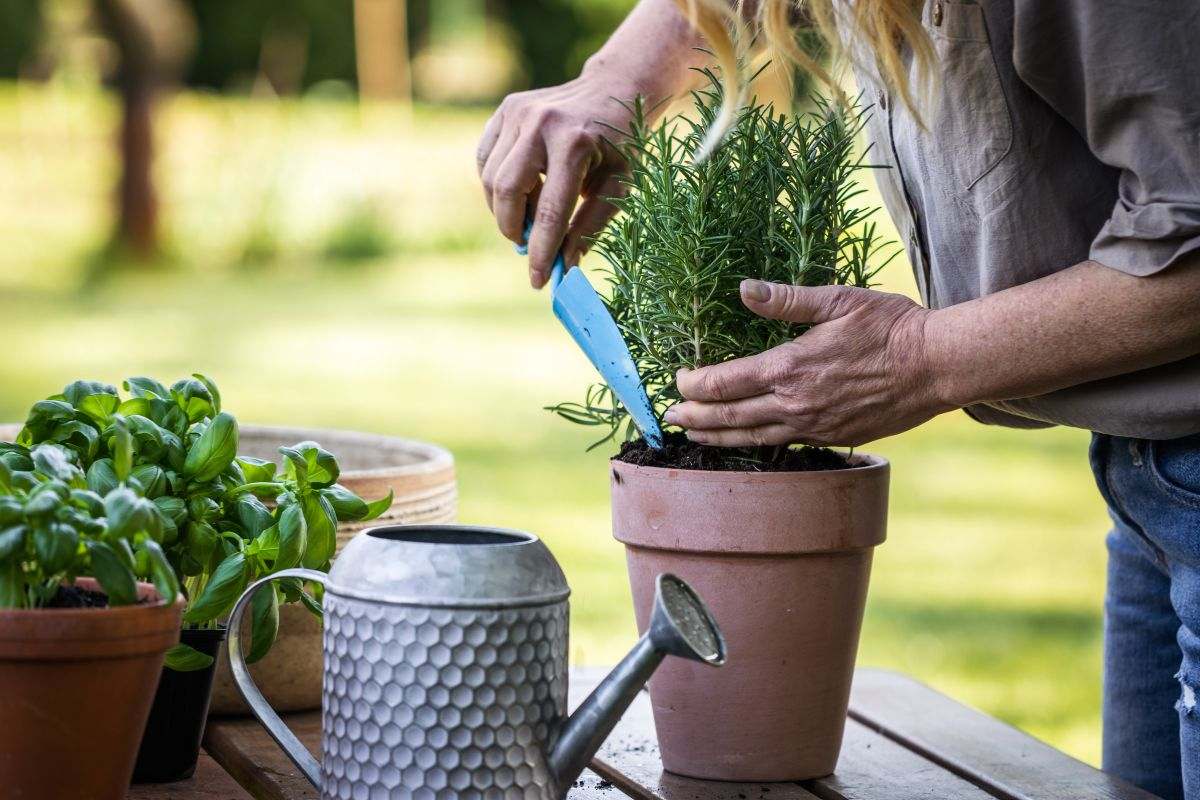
[677,0,935,157]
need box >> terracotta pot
[611,455,888,781]
[0,578,184,800]
[208,425,457,714]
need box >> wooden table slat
[847,669,1157,800]
[126,753,254,800]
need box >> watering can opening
[653,574,725,666]
[365,524,534,547]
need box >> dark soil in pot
[616,432,851,472]
[44,584,111,608]
[132,626,227,783]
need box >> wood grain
[127,754,252,800]
[203,710,625,800]
[847,669,1159,800]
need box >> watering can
[227,524,725,799]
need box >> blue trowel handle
[515,219,566,289]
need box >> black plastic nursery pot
[132,625,228,783]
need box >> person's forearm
[926,256,1200,407]
[580,0,708,107]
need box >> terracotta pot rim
[237,424,455,478]
[0,577,177,617]
[610,452,888,483]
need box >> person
[476,2,1200,797]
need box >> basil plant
[14,376,393,670]
[0,426,179,611]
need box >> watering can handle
[227,568,327,789]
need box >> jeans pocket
[1148,434,1200,509]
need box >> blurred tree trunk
[93,0,193,263]
[353,0,410,103]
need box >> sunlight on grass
[0,82,1110,765]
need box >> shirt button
[932,1,944,26]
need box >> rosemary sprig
[549,70,897,451]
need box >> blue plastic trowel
[517,221,663,449]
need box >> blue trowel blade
[517,222,664,449]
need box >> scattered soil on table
[45,585,111,608]
[615,432,851,472]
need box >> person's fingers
[676,354,775,402]
[562,173,625,266]
[479,123,522,214]
[663,394,783,430]
[526,152,589,287]
[740,280,873,325]
[476,110,505,177]
[491,140,547,243]
[684,424,799,448]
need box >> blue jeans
[1091,433,1200,800]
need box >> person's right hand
[477,74,639,289]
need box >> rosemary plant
[551,72,895,452]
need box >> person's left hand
[664,279,957,447]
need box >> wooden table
[135,668,1159,800]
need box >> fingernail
[741,279,771,303]
[663,407,679,424]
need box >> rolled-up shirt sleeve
[1013,0,1200,276]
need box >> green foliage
[321,201,395,266]
[13,374,394,669]
[0,430,177,611]
[551,73,896,449]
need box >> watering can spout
[548,574,725,793]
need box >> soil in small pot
[616,431,851,472]
[44,584,111,608]
[132,626,228,783]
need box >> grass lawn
[0,83,1111,764]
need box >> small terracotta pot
[611,455,888,781]
[0,577,184,800]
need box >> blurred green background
[0,0,1108,767]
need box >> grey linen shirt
[852,0,1200,438]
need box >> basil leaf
[131,464,167,499]
[111,416,133,482]
[246,583,280,664]
[183,412,238,483]
[171,378,216,423]
[69,488,105,517]
[152,495,187,527]
[123,376,170,400]
[63,380,118,409]
[184,520,219,570]
[0,562,23,608]
[86,458,118,496]
[104,487,163,541]
[19,399,76,444]
[236,456,277,485]
[139,539,179,605]
[0,498,22,527]
[299,491,337,569]
[232,495,273,539]
[183,552,248,624]
[0,525,27,562]
[34,523,78,574]
[87,540,138,606]
[322,484,368,521]
[362,489,395,521]
[32,444,83,485]
[164,642,214,672]
[192,373,222,415]
[281,441,339,489]
[50,421,100,462]
[76,393,119,426]
[274,503,307,570]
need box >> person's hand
[664,280,957,447]
[477,74,637,288]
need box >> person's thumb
[740,280,867,325]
